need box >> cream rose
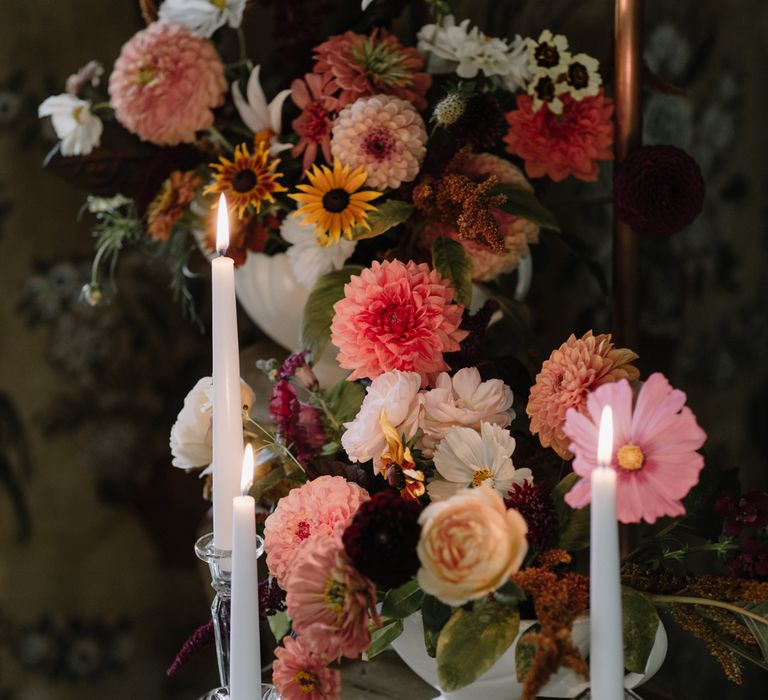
[417,485,528,606]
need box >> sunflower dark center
[534,76,556,102]
[535,43,560,68]
[567,62,589,89]
[232,168,257,193]
[322,188,350,213]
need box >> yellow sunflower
[205,140,287,219]
[288,159,382,246]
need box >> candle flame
[240,444,254,494]
[597,405,614,468]
[216,193,230,255]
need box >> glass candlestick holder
[198,683,281,700]
[195,533,233,689]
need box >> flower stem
[648,594,768,625]
[207,125,235,154]
[235,27,251,71]
[90,101,113,112]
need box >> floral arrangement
[39,1,765,699]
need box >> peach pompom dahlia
[331,95,427,190]
[109,22,226,145]
[330,260,468,386]
[527,331,639,459]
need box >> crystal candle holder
[198,683,281,700]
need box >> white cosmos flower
[158,0,246,38]
[38,94,102,156]
[282,214,356,289]
[429,422,532,501]
[232,65,293,155]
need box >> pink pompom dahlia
[314,29,431,109]
[527,332,639,459]
[273,636,341,700]
[331,95,427,190]
[109,22,226,145]
[263,475,369,586]
[330,260,468,386]
[503,91,614,182]
[563,374,707,524]
[285,536,380,662]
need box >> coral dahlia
[331,95,427,190]
[273,636,341,700]
[330,260,468,386]
[313,29,431,109]
[109,22,226,146]
[291,73,338,173]
[503,91,614,182]
[527,331,639,459]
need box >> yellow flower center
[472,468,494,487]
[323,576,345,615]
[137,64,158,87]
[209,0,228,8]
[617,444,645,471]
[72,106,83,123]
[294,670,317,693]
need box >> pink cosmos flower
[263,476,370,586]
[273,636,342,700]
[291,73,338,173]
[330,260,468,386]
[285,536,380,662]
[109,22,226,145]
[563,373,707,524]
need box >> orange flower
[379,411,425,501]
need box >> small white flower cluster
[417,15,529,92]
[525,30,602,114]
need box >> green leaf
[268,610,291,642]
[432,236,473,307]
[322,379,366,425]
[494,581,526,606]
[365,619,404,659]
[552,472,590,551]
[300,266,362,363]
[437,599,520,691]
[382,580,424,619]
[250,464,287,500]
[350,200,412,240]
[422,594,453,658]
[515,623,540,682]
[622,588,660,674]
[489,184,560,231]
[739,601,768,664]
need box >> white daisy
[232,65,293,156]
[527,29,571,77]
[158,0,246,38]
[429,422,532,501]
[282,215,357,290]
[564,53,602,100]
[38,94,103,157]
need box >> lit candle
[230,445,262,700]
[589,406,625,699]
[212,193,244,553]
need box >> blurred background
[0,0,766,698]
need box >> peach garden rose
[416,485,528,606]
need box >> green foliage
[552,472,591,551]
[422,594,452,658]
[382,580,425,619]
[622,588,661,673]
[489,184,560,231]
[739,601,768,666]
[515,622,540,682]
[437,598,520,691]
[365,619,404,659]
[268,610,291,642]
[350,200,412,240]
[300,266,362,363]
[322,379,366,426]
[432,236,473,307]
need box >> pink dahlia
[563,374,707,524]
[503,91,614,182]
[291,73,338,173]
[285,536,379,661]
[263,475,370,586]
[420,152,540,280]
[527,332,639,459]
[313,30,431,109]
[331,95,427,190]
[109,23,226,145]
[273,636,341,700]
[330,260,468,387]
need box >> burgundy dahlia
[714,489,768,536]
[729,538,768,580]
[505,481,558,549]
[342,490,422,589]
[613,145,705,237]
[450,92,507,150]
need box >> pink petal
[642,407,707,455]
[631,373,688,444]
[564,476,592,509]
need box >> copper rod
[614,0,643,560]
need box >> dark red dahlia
[505,481,558,549]
[729,538,768,580]
[613,144,705,237]
[714,489,768,536]
[450,92,507,150]
[342,489,421,589]
[259,577,287,618]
